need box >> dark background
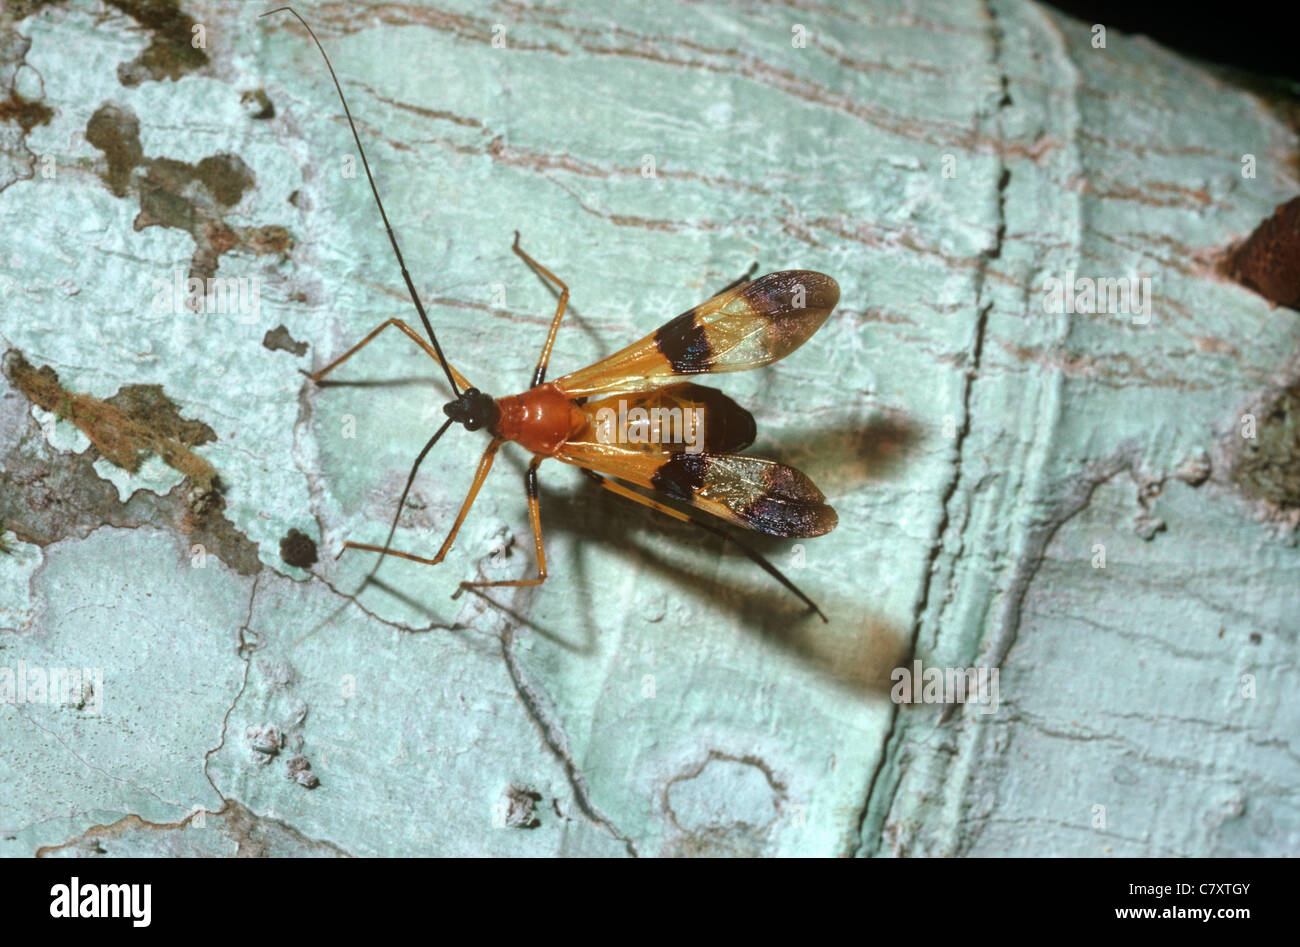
[1046,1,1300,85]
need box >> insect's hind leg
[580,470,828,622]
[305,318,474,393]
[511,232,570,387]
[712,261,759,298]
[456,455,548,594]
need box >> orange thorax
[492,383,587,456]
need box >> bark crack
[499,623,638,856]
[854,0,1012,856]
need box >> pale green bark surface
[0,0,1296,856]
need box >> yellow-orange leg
[340,437,502,566]
[512,232,570,387]
[585,471,693,525]
[306,317,474,393]
[457,455,547,593]
[580,470,828,622]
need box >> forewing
[554,270,839,397]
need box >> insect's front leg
[456,455,548,594]
[341,438,501,567]
[304,317,474,393]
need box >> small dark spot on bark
[501,785,542,829]
[244,224,292,254]
[280,528,318,569]
[195,153,255,206]
[246,723,284,759]
[0,93,53,133]
[105,0,209,86]
[1249,632,1262,644]
[285,754,319,789]
[1225,196,1300,309]
[0,22,56,190]
[2,1,70,20]
[240,88,275,120]
[263,325,308,357]
[1233,380,1300,509]
[85,103,144,196]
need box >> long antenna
[691,516,828,623]
[580,471,828,621]
[338,417,454,580]
[379,417,453,565]
[260,6,460,397]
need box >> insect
[263,7,840,620]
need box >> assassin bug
[262,7,839,620]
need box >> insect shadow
[457,412,921,698]
[312,368,922,698]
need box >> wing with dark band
[553,270,839,398]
